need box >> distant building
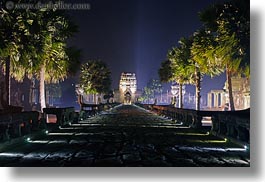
[0,66,62,111]
[114,72,140,104]
[0,67,33,110]
[207,76,250,110]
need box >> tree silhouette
[79,60,112,102]
[199,0,250,110]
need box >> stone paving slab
[0,104,250,167]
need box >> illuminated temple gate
[118,72,137,104]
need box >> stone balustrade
[79,104,101,120]
[151,105,202,128]
[0,105,23,115]
[79,103,119,120]
[43,104,119,127]
[43,107,76,127]
[0,111,40,141]
[211,109,250,143]
[139,104,250,144]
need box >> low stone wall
[0,111,40,142]
[211,109,250,143]
[151,105,202,128]
[79,103,119,120]
[139,104,250,144]
[79,104,101,120]
[43,107,76,127]
[0,105,23,115]
[41,104,120,128]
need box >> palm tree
[146,79,162,103]
[0,5,37,107]
[199,0,250,110]
[174,38,195,109]
[27,9,78,112]
[158,59,175,105]
[141,86,153,104]
[159,60,174,83]
[159,37,194,109]
[38,41,69,111]
[191,29,224,110]
[0,3,79,111]
[79,60,112,104]
[160,34,220,111]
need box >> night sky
[64,0,227,103]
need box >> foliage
[167,37,195,85]
[28,8,79,84]
[199,0,250,110]
[79,60,112,95]
[0,0,79,82]
[0,0,80,110]
[159,37,195,108]
[139,86,152,104]
[159,37,194,84]
[139,79,162,103]
[191,29,224,77]
[147,79,162,96]
[158,60,174,83]
[0,3,36,81]
[199,0,250,77]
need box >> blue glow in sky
[67,0,226,94]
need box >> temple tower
[119,72,137,104]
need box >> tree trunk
[227,69,235,111]
[179,83,183,108]
[5,56,11,107]
[195,70,201,111]
[22,78,31,111]
[39,65,46,112]
[78,94,83,110]
[92,93,95,103]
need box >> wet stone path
[0,105,250,167]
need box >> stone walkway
[0,104,250,167]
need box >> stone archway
[124,91,131,105]
[119,72,137,104]
[123,88,132,105]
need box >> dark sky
[66,0,226,95]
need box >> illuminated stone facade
[118,72,137,104]
[207,76,250,110]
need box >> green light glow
[186,138,228,143]
[175,132,210,136]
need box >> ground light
[175,132,210,136]
[47,132,74,136]
[187,138,228,143]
